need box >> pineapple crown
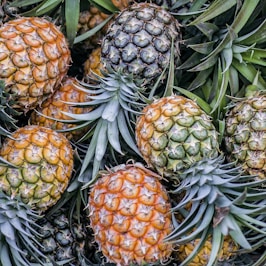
[165,155,266,266]
[62,69,147,187]
[0,191,47,266]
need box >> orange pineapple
[0,17,71,112]
[0,125,74,212]
[83,47,103,77]
[77,6,110,51]
[30,77,93,140]
[88,163,174,266]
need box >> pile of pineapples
[0,0,265,265]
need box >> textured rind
[177,236,238,266]
[88,164,173,266]
[135,95,220,177]
[0,17,71,112]
[101,3,181,87]
[30,77,92,140]
[0,125,74,211]
[225,95,266,180]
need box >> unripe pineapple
[30,77,93,140]
[0,17,71,113]
[135,95,220,177]
[28,207,89,265]
[0,125,74,211]
[88,163,174,266]
[225,94,266,180]
[101,2,182,88]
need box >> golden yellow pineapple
[77,6,110,51]
[177,235,238,266]
[88,163,174,266]
[0,17,71,113]
[110,0,181,11]
[30,77,93,140]
[83,47,103,77]
[111,0,131,10]
[0,125,74,212]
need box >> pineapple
[0,16,71,113]
[88,162,174,266]
[111,0,184,11]
[83,46,103,77]
[224,93,266,180]
[28,205,89,265]
[135,95,220,177]
[101,2,182,88]
[30,76,93,141]
[177,235,238,266]
[0,125,74,212]
[77,5,110,51]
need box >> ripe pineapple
[135,95,220,177]
[101,2,182,88]
[77,5,110,51]
[172,200,239,265]
[88,162,174,266]
[111,0,182,11]
[83,46,103,77]
[0,16,71,113]
[0,125,74,212]
[224,94,266,180]
[30,76,93,141]
[177,235,238,266]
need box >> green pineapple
[135,95,220,178]
[27,205,89,265]
[224,93,266,180]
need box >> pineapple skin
[135,95,220,177]
[0,125,74,212]
[177,236,238,266]
[225,94,266,180]
[88,163,174,266]
[28,208,88,265]
[0,17,71,112]
[30,76,93,140]
[77,6,110,51]
[111,0,182,11]
[101,2,182,87]
[83,47,103,77]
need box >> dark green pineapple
[28,207,89,265]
